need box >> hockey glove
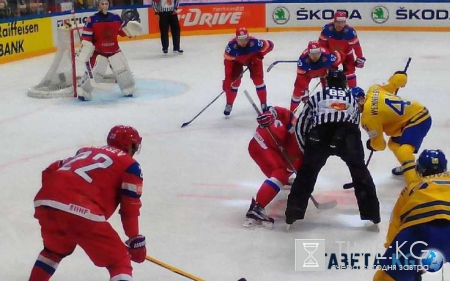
[300,90,310,103]
[366,139,375,151]
[257,109,275,128]
[125,235,147,263]
[355,57,366,68]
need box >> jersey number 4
[385,99,411,115]
[59,151,113,183]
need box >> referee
[152,0,183,54]
[286,70,380,226]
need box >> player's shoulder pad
[125,161,143,179]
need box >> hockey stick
[146,255,204,281]
[71,10,113,92]
[343,57,412,189]
[244,90,337,210]
[292,80,321,114]
[181,67,249,128]
[267,60,297,72]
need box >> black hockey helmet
[326,70,347,89]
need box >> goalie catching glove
[122,21,143,37]
[125,235,147,263]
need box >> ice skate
[224,104,233,116]
[392,166,403,175]
[243,199,274,229]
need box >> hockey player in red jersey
[319,11,365,88]
[244,106,303,228]
[76,0,142,101]
[291,41,343,111]
[222,27,274,116]
[29,125,146,281]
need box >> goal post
[28,26,83,99]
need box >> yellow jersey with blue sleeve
[385,172,450,247]
[361,84,430,151]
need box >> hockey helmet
[107,125,142,154]
[351,87,365,99]
[326,70,347,89]
[388,71,408,89]
[417,149,447,177]
[307,41,321,55]
[235,27,249,41]
[334,11,347,22]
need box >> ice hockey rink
[1,30,449,280]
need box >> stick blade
[343,183,353,189]
[316,200,338,210]
[181,122,190,128]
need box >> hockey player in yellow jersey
[374,149,449,281]
[361,71,432,184]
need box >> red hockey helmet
[107,125,142,153]
[334,11,347,22]
[307,41,321,54]
[235,27,249,41]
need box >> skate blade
[285,224,292,231]
[366,223,380,233]
[243,218,274,229]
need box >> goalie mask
[107,125,142,154]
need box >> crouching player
[76,0,143,101]
[244,106,302,228]
[374,149,450,281]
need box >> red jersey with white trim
[34,145,143,223]
[253,107,301,157]
[293,47,342,96]
[82,12,127,55]
[319,22,363,58]
[224,37,274,65]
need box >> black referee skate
[243,199,274,229]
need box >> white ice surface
[1,31,449,280]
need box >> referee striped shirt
[152,0,179,13]
[296,86,361,151]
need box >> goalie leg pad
[75,40,95,78]
[76,72,93,101]
[92,55,114,83]
[108,52,135,96]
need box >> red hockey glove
[125,235,147,263]
[300,90,310,103]
[256,107,276,128]
[355,57,366,68]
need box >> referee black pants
[286,123,380,224]
[158,11,181,51]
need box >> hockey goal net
[28,26,83,99]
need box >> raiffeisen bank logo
[372,6,389,24]
[273,6,290,25]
